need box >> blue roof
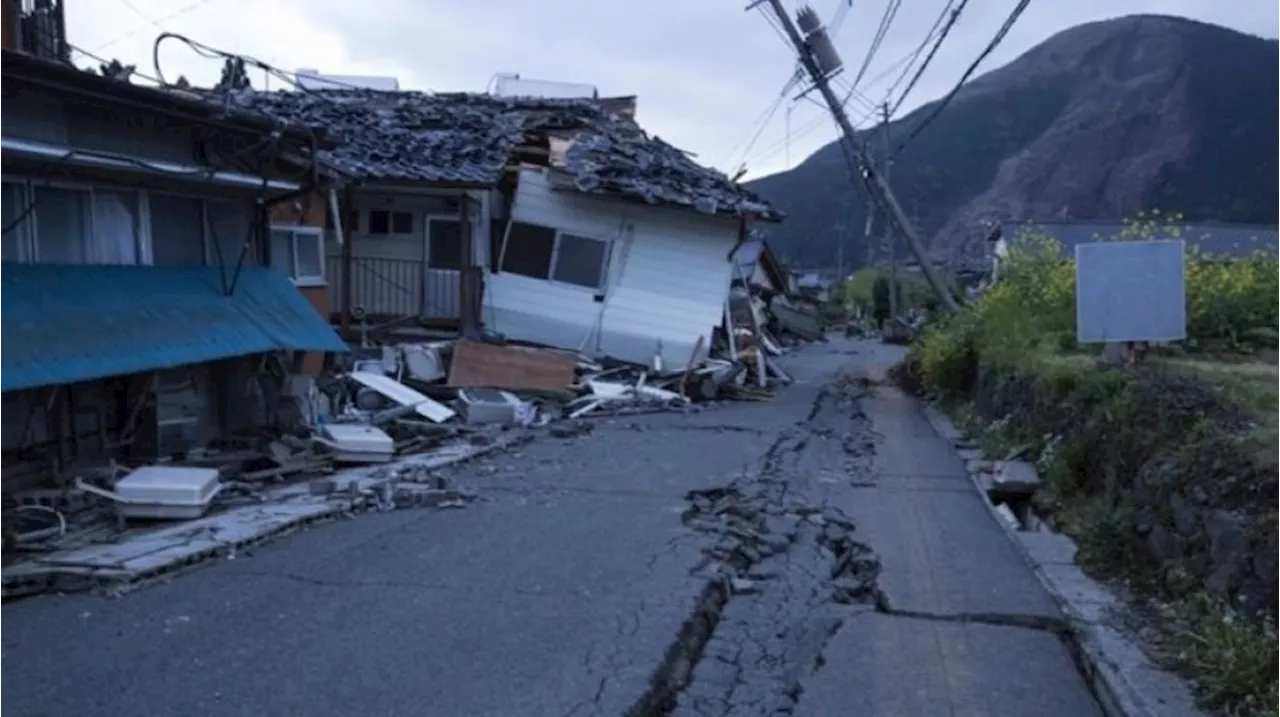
[2,264,348,392]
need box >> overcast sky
[66,0,1278,180]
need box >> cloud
[67,0,1278,181]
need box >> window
[392,211,414,234]
[149,194,206,266]
[494,221,609,290]
[0,183,23,262]
[269,226,325,285]
[33,186,90,263]
[499,221,556,279]
[552,233,608,288]
[367,209,415,236]
[488,219,505,272]
[427,218,462,270]
[91,189,142,264]
[368,209,389,234]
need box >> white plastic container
[112,466,223,520]
[318,423,395,464]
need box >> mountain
[746,14,1280,269]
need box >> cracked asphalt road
[1,338,1103,717]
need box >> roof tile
[217,89,782,220]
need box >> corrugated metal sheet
[1,264,348,392]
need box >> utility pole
[880,102,898,319]
[835,217,844,288]
[757,0,959,313]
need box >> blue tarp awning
[1,263,349,392]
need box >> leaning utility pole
[879,102,898,319]
[756,1,959,313]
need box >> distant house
[992,220,1280,262]
[1,49,346,493]
[228,87,781,368]
[791,270,834,302]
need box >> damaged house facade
[227,88,782,368]
[0,49,348,494]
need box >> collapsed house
[220,87,784,369]
[0,55,830,593]
[0,49,350,497]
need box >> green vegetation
[838,267,937,315]
[897,214,1279,716]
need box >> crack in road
[624,382,882,717]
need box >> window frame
[492,220,612,291]
[548,230,610,291]
[364,207,417,238]
[269,224,326,287]
[6,179,154,265]
[2,180,36,262]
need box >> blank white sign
[1075,240,1186,344]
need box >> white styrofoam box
[115,466,220,505]
[320,423,395,455]
[455,388,521,425]
[113,466,222,519]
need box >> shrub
[910,210,1279,715]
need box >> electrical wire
[849,0,903,90]
[721,68,804,173]
[68,43,167,86]
[893,0,1031,156]
[887,0,970,117]
[151,32,387,93]
[741,48,923,173]
[92,0,219,52]
[877,0,955,109]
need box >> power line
[849,0,903,90]
[151,32,391,93]
[720,69,803,174]
[740,46,927,172]
[877,1,955,108]
[888,0,970,117]
[113,0,164,29]
[68,42,167,86]
[893,0,1031,156]
[91,0,219,52]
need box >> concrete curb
[919,403,1208,717]
[3,431,533,598]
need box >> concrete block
[992,460,1040,496]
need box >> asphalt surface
[1,337,1104,717]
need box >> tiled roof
[215,89,781,220]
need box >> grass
[941,350,1279,716]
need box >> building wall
[325,188,489,320]
[270,192,331,374]
[2,88,203,164]
[485,167,738,367]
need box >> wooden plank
[447,340,576,393]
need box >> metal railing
[326,254,460,320]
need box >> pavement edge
[917,401,1197,717]
[3,430,535,597]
